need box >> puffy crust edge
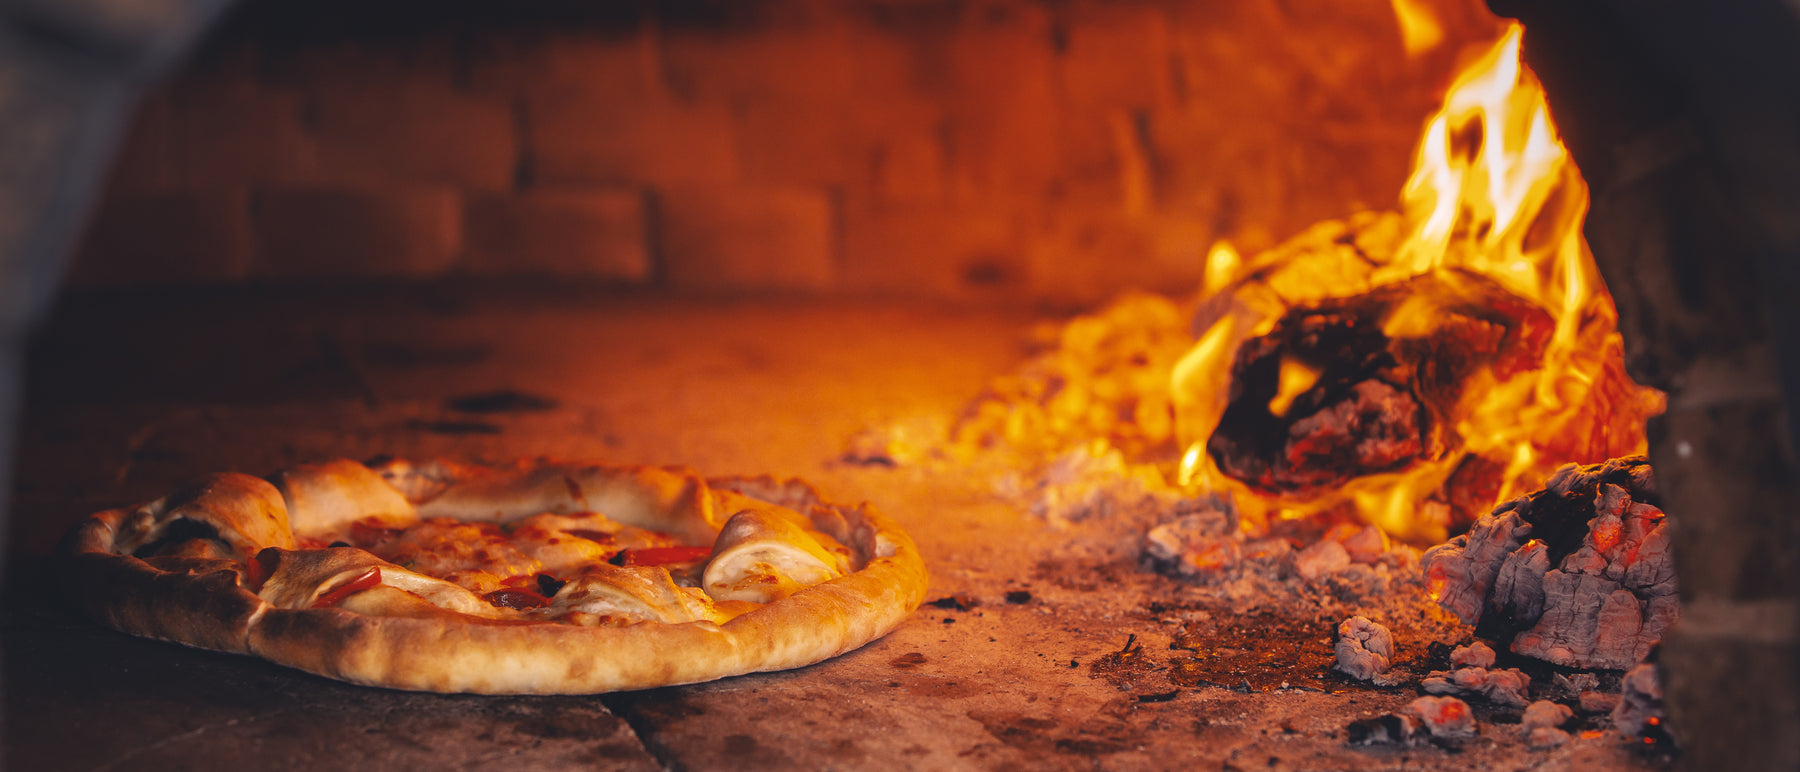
[60,510,265,654]
[63,462,928,694]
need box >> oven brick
[1650,398,1800,599]
[1053,109,1147,211]
[1661,629,1800,771]
[164,77,317,188]
[518,29,739,188]
[733,99,858,188]
[101,92,178,194]
[1025,210,1213,305]
[67,190,254,286]
[527,89,737,187]
[464,188,650,281]
[250,187,461,279]
[260,35,457,90]
[464,25,665,104]
[307,82,517,191]
[1055,5,1173,111]
[840,205,1026,299]
[935,1,1062,205]
[662,21,860,105]
[1026,211,1147,305]
[728,28,943,192]
[257,37,517,190]
[658,185,835,291]
[868,132,950,206]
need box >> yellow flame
[1203,241,1242,296]
[1171,23,1664,543]
[1267,358,1321,418]
[1390,0,1446,58]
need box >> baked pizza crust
[61,459,928,694]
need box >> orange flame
[1173,24,1663,543]
[1390,0,1446,58]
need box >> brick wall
[68,0,1501,304]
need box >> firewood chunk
[1334,616,1394,681]
[1404,696,1477,738]
[1488,540,1549,627]
[1449,641,1496,669]
[1205,288,1435,497]
[1296,539,1351,580]
[1346,713,1424,745]
[1623,522,1675,592]
[1421,509,1532,624]
[1348,697,1479,745]
[1522,700,1574,731]
[1579,691,1620,715]
[1422,457,1676,669]
[1421,664,1532,707]
[1612,663,1672,745]
[1553,671,1600,698]
[1203,273,1556,538]
[1527,726,1571,748]
[1325,523,1391,565]
[1522,700,1575,748]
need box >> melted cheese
[294,503,845,624]
[369,519,542,580]
[543,564,732,625]
[703,507,853,604]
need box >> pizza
[61,457,927,693]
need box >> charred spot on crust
[132,518,230,559]
[483,588,549,610]
[536,573,567,597]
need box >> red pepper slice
[619,546,713,566]
[349,519,404,547]
[244,547,281,593]
[565,529,616,545]
[311,568,382,608]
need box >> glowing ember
[1173,24,1665,543]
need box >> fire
[1173,24,1664,543]
[1389,0,1446,58]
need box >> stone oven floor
[3,287,1672,771]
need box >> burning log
[1205,274,1551,503]
[1421,457,1676,669]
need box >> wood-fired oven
[3,0,1796,769]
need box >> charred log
[1206,272,1552,501]
[1422,457,1676,669]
